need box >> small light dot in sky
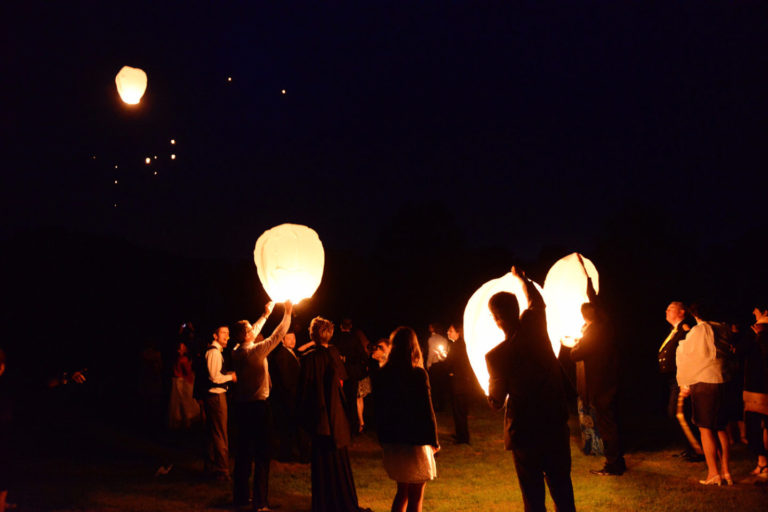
[114,179,118,184]
[281,89,286,94]
[153,171,158,175]
[113,203,117,207]
[171,154,176,160]
[114,165,118,169]
[145,157,151,164]
[92,155,97,160]
[227,76,232,82]
[154,155,158,160]
[170,139,176,145]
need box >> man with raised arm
[230,300,293,512]
[486,266,576,512]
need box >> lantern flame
[542,253,599,354]
[463,272,544,395]
[115,66,147,105]
[254,224,325,303]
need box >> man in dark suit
[570,278,625,475]
[486,267,575,512]
[658,302,702,462]
[268,331,306,462]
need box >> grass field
[12,402,768,512]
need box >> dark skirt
[311,435,360,512]
[691,382,728,430]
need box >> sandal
[750,464,768,477]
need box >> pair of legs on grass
[391,482,426,512]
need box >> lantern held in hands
[463,271,543,395]
[542,253,599,354]
[115,66,148,105]
[253,224,325,303]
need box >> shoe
[590,463,625,476]
[699,475,721,486]
[750,464,768,477]
[722,473,733,485]
[684,452,705,463]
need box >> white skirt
[382,443,437,483]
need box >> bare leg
[392,482,408,512]
[357,396,365,432]
[699,428,721,479]
[405,482,426,512]
[717,429,731,477]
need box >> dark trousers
[511,425,575,512]
[745,410,768,457]
[593,394,623,466]
[203,393,229,475]
[450,382,470,443]
[233,400,271,508]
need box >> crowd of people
[1,264,767,512]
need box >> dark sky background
[2,2,768,393]
[4,2,766,259]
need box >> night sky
[5,2,767,260]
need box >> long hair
[387,326,423,371]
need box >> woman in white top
[676,304,732,485]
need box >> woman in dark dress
[298,316,370,512]
[373,326,439,512]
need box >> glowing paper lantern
[463,272,543,395]
[254,224,325,303]
[542,253,599,354]
[115,66,148,105]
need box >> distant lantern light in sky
[114,165,118,169]
[170,139,176,145]
[227,76,232,82]
[254,224,325,303]
[281,89,286,94]
[115,66,148,105]
[114,179,118,184]
[145,157,151,164]
[463,271,544,395]
[170,154,176,160]
[154,155,158,160]
[542,253,599,354]
[153,171,158,175]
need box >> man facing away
[202,325,237,480]
[230,300,292,512]
[486,266,576,512]
[570,278,625,476]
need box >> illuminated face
[283,332,296,349]
[665,304,685,326]
[215,327,230,348]
[447,326,460,342]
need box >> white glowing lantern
[463,272,544,395]
[543,253,599,354]
[253,224,325,303]
[115,66,148,105]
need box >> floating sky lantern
[145,157,151,165]
[542,253,599,354]
[253,224,325,303]
[115,66,147,105]
[463,271,544,395]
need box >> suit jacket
[570,318,618,408]
[268,343,301,405]
[485,279,569,449]
[658,318,693,375]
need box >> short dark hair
[231,321,249,344]
[488,292,520,320]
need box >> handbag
[743,390,768,416]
